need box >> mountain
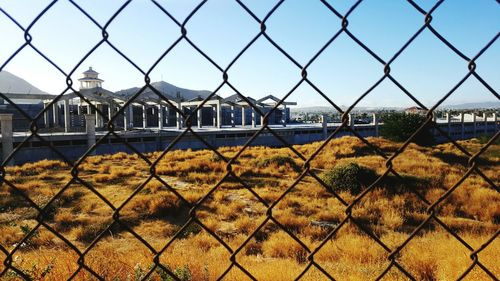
[0,71,51,104]
[115,81,211,101]
[440,102,500,110]
[0,71,50,95]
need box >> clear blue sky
[0,0,498,108]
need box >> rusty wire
[0,0,499,280]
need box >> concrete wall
[1,120,498,165]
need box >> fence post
[85,114,96,155]
[0,114,14,165]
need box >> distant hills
[0,71,212,102]
[440,102,500,110]
[115,81,212,101]
[293,102,499,114]
[0,71,49,95]
[291,106,402,113]
[0,71,51,104]
[1,71,498,109]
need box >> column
[52,102,59,126]
[129,105,134,129]
[281,105,287,127]
[95,103,100,128]
[43,102,49,128]
[158,104,164,130]
[483,113,488,134]
[230,106,235,127]
[85,114,96,155]
[177,102,182,130]
[0,114,14,165]
[260,110,264,127]
[493,113,498,132]
[123,105,134,131]
[373,113,379,137]
[472,112,477,138]
[322,114,327,140]
[251,107,256,128]
[165,106,169,127]
[459,112,465,139]
[445,112,451,134]
[348,113,354,128]
[64,99,70,133]
[216,101,222,129]
[142,105,147,129]
[241,107,246,127]
[212,105,217,127]
[108,104,113,126]
[432,112,437,136]
[123,105,129,131]
[197,107,202,129]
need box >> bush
[257,155,300,172]
[380,112,434,146]
[321,162,377,194]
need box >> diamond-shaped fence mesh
[0,0,499,280]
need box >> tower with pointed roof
[78,67,103,90]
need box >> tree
[380,112,434,146]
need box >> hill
[115,81,212,101]
[441,101,500,109]
[0,71,49,95]
[0,71,50,104]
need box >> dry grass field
[0,136,498,280]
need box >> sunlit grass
[0,136,498,280]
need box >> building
[0,67,296,133]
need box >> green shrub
[380,112,434,146]
[321,162,377,194]
[257,155,300,172]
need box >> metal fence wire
[0,0,499,280]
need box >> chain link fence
[0,0,499,280]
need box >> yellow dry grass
[0,136,498,280]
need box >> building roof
[223,93,256,104]
[257,94,297,106]
[78,77,104,82]
[83,67,99,75]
